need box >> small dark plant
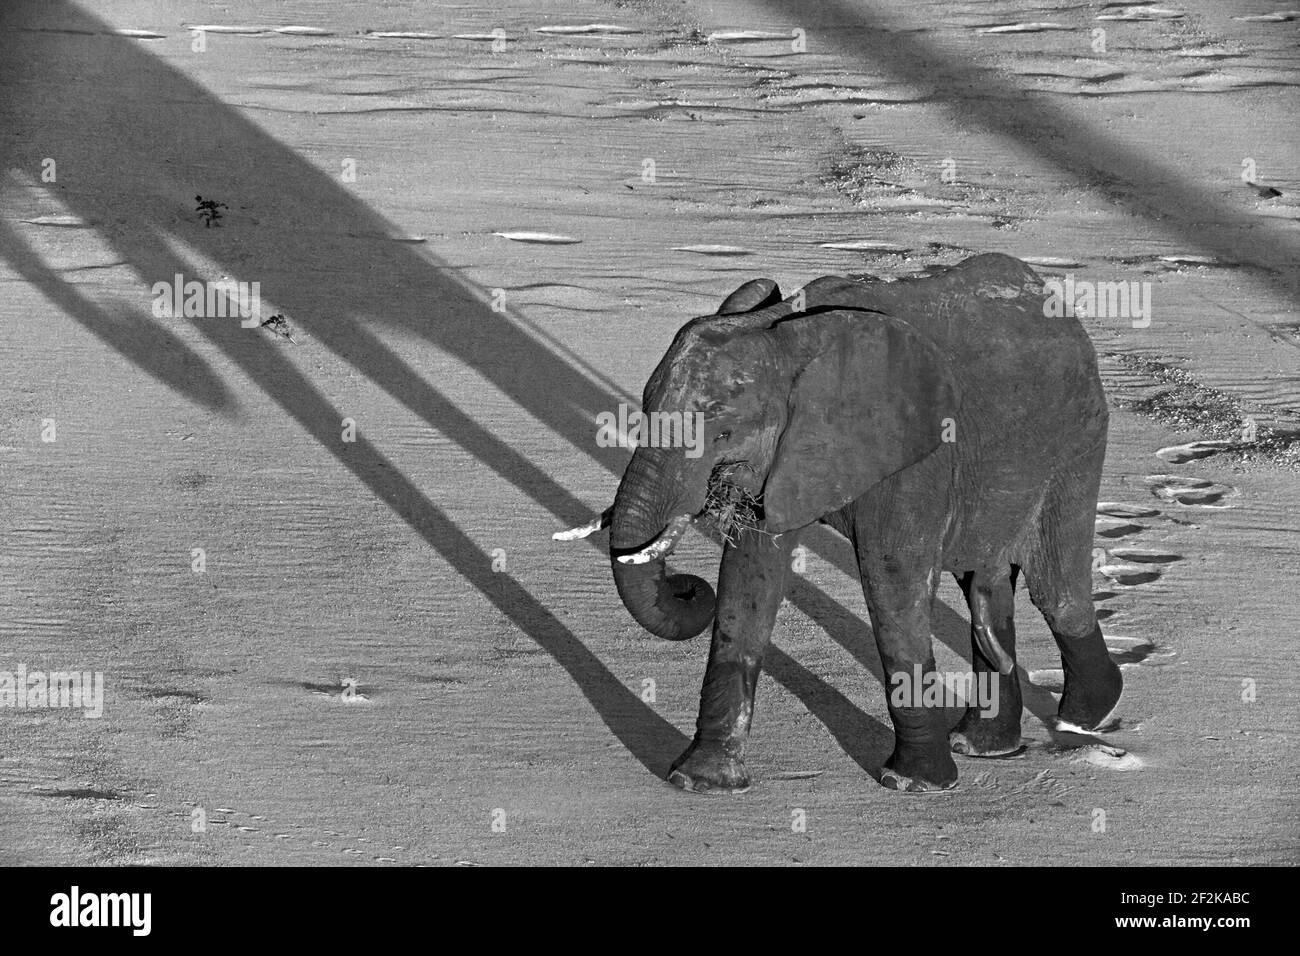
[194,195,227,227]
[260,313,296,343]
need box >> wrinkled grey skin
[600,254,1120,793]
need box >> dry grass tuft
[702,462,771,545]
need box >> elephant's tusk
[552,507,613,541]
[616,514,694,565]
[970,588,1017,675]
[973,623,1017,676]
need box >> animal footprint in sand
[1071,744,1143,771]
[706,30,796,42]
[534,24,640,35]
[1097,561,1162,586]
[1097,501,1160,519]
[1027,668,1065,693]
[1095,546,1180,586]
[1155,440,1234,464]
[819,239,911,253]
[1146,474,1238,507]
[672,244,754,256]
[1097,7,1185,21]
[976,22,1073,34]
[494,231,582,245]
[1105,635,1176,668]
[1095,516,1146,538]
[1106,547,1182,565]
[1234,12,1300,22]
[364,31,443,39]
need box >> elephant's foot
[949,706,1025,758]
[667,740,751,795]
[879,745,958,793]
[1056,658,1123,734]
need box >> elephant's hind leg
[1023,473,1122,733]
[668,529,796,794]
[949,567,1025,757]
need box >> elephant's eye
[714,431,731,442]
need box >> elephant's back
[803,254,1107,460]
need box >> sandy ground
[0,0,1297,865]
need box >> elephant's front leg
[668,529,796,794]
[861,558,960,793]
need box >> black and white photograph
[0,0,1294,903]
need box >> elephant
[556,253,1122,793]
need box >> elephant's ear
[762,312,958,533]
[716,278,782,315]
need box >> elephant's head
[595,276,957,641]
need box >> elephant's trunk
[609,448,715,641]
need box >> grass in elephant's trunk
[702,462,772,546]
